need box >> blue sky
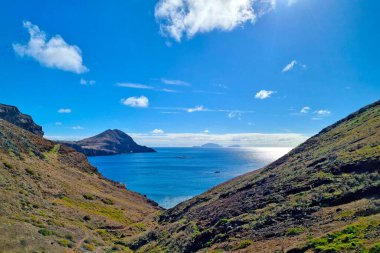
[0,0,379,147]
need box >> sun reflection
[241,147,292,162]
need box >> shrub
[83,194,95,200]
[3,162,13,169]
[314,171,333,181]
[286,227,305,236]
[25,168,35,175]
[65,234,74,241]
[369,243,380,253]
[50,144,60,154]
[38,229,54,236]
[233,240,252,250]
[83,243,95,251]
[101,198,114,205]
[216,218,229,226]
[57,239,73,248]
[309,224,365,252]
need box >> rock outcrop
[0,103,44,136]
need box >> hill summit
[59,129,155,156]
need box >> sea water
[89,147,291,209]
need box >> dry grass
[0,120,161,252]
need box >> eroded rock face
[0,103,44,136]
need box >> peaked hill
[130,100,380,252]
[0,118,160,252]
[59,129,155,156]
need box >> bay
[89,147,291,209]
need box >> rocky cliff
[59,129,155,156]
[0,103,44,136]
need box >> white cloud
[121,96,149,108]
[117,82,180,93]
[192,90,226,95]
[58,108,72,114]
[162,88,180,93]
[161,78,190,86]
[155,0,276,41]
[300,106,310,113]
[117,83,154,90]
[80,78,95,86]
[152,129,165,134]
[315,109,331,116]
[160,111,180,114]
[215,83,228,89]
[13,21,88,73]
[255,90,274,99]
[311,109,331,120]
[203,129,210,133]
[187,105,206,113]
[287,0,297,6]
[72,126,84,130]
[282,59,307,73]
[154,106,253,115]
[228,111,242,119]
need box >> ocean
[89,147,291,209]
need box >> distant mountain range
[59,129,155,156]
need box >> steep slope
[0,103,44,136]
[0,119,160,252]
[59,129,155,156]
[131,100,380,252]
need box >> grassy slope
[131,101,380,253]
[0,119,161,253]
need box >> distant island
[228,144,241,148]
[193,143,223,148]
[59,129,155,156]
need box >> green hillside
[0,119,160,252]
[131,101,380,252]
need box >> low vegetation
[129,101,380,252]
[0,119,161,252]
[308,217,380,252]
[0,101,379,252]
